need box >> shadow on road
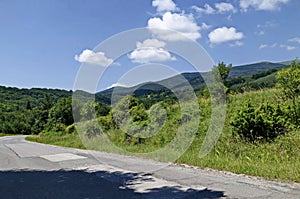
[0,169,225,199]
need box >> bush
[65,124,76,134]
[230,101,287,142]
[85,121,102,139]
[276,59,300,125]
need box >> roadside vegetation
[3,60,300,182]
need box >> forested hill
[0,86,72,135]
[96,61,288,100]
[228,62,286,78]
[0,60,291,135]
[0,86,71,110]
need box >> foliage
[28,89,300,182]
[276,59,300,125]
[276,59,300,101]
[252,68,278,80]
[230,101,287,142]
[229,68,279,93]
[85,121,102,139]
[80,101,97,121]
[46,97,73,130]
[212,62,232,88]
[5,61,300,182]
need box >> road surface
[1,135,300,198]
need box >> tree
[46,97,74,131]
[96,102,111,117]
[80,101,98,121]
[276,59,300,124]
[212,62,232,88]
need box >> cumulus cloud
[152,0,177,12]
[74,49,113,66]
[289,37,300,44]
[240,0,289,11]
[147,12,201,41]
[191,4,215,14]
[215,2,237,13]
[136,38,165,48]
[128,39,176,63]
[208,27,244,44]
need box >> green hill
[96,61,287,101]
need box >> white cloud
[255,21,276,36]
[271,43,277,48]
[257,21,276,28]
[255,30,265,36]
[74,49,113,66]
[200,22,212,30]
[215,2,237,13]
[229,41,244,47]
[259,43,296,50]
[136,38,165,48]
[107,82,127,89]
[147,12,201,41]
[280,44,296,51]
[259,44,268,49]
[191,4,215,15]
[208,27,244,44]
[192,3,236,14]
[128,39,176,63]
[152,0,177,12]
[227,14,233,21]
[240,0,289,11]
[289,37,300,44]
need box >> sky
[0,0,299,90]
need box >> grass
[26,131,86,149]
[26,88,300,182]
[0,133,22,137]
[176,130,300,182]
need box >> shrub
[65,124,76,134]
[230,101,287,142]
[85,121,102,139]
[276,59,300,125]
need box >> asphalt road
[1,136,300,199]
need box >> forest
[2,60,300,181]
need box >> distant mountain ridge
[0,60,292,106]
[228,62,286,78]
[96,61,289,101]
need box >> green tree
[212,62,232,88]
[96,102,111,117]
[80,101,99,121]
[47,97,74,127]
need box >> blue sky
[0,0,299,90]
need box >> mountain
[0,60,290,107]
[228,62,286,78]
[278,59,300,66]
[96,61,288,101]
